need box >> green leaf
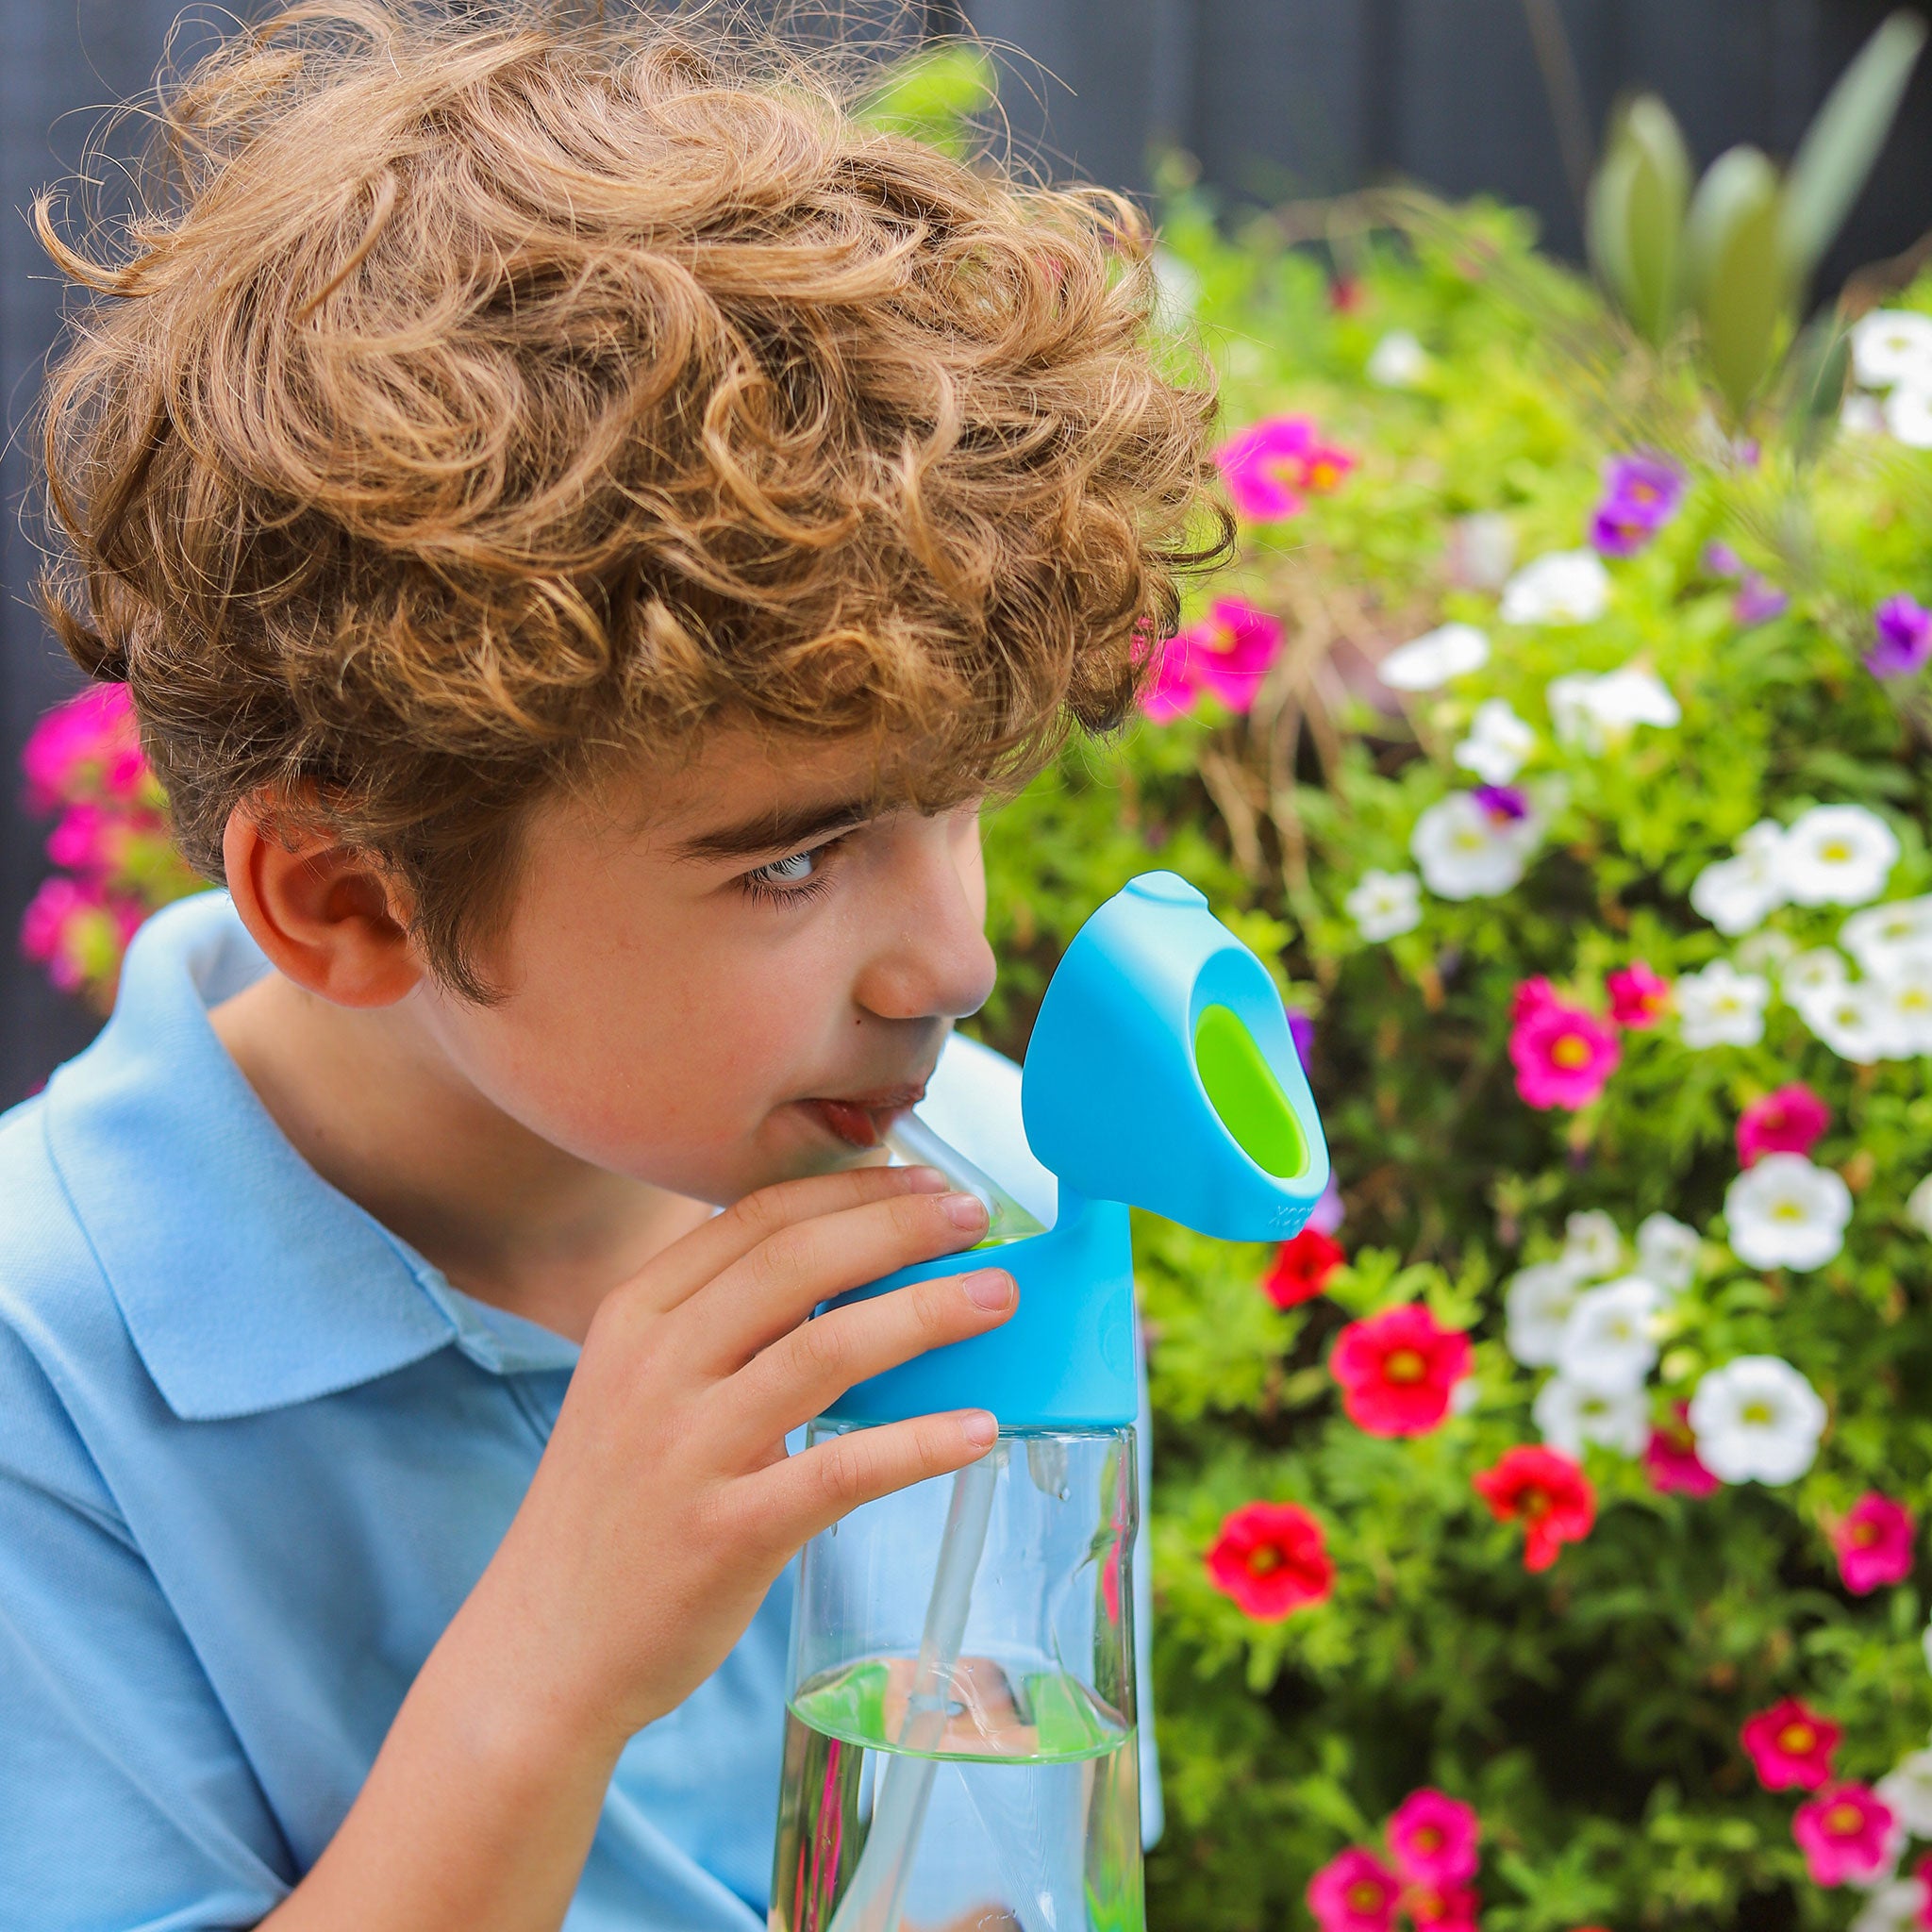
[1607,96,1691,345]
[1684,146,1785,419]
[854,45,995,158]
[1779,9,1928,288]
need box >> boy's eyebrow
[670,795,880,862]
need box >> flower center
[1550,1034,1592,1069]
[1820,840,1853,864]
[1824,1803,1864,1837]
[1347,1882,1386,1912]
[1740,1400,1774,1425]
[1853,1522,1879,1547]
[1247,1545,1282,1575]
[1772,1200,1806,1222]
[1413,1825,1442,1852]
[1384,1348,1427,1384]
[1521,1489,1551,1521]
[1778,1724,1815,1754]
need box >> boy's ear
[221,795,424,1008]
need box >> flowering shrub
[970,163,1932,1930]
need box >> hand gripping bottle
[771,873,1330,1932]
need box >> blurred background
[4,0,1930,1102]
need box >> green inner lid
[1192,1004,1309,1179]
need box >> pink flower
[1740,1697,1840,1791]
[22,684,143,812]
[1387,1790,1480,1887]
[19,876,142,997]
[1792,1782,1898,1887]
[1329,1304,1474,1438]
[1472,1446,1596,1572]
[1400,1884,1480,1932]
[1607,961,1671,1028]
[45,803,130,879]
[1643,1405,1720,1498]
[1138,599,1285,722]
[1736,1083,1830,1168]
[1307,1847,1402,1932]
[1215,415,1355,522]
[1205,1502,1335,1621]
[1833,1493,1916,1595]
[1508,993,1621,1110]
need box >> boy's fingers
[616,1163,947,1318]
[683,1185,994,1370]
[717,1266,1016,1454]
[739,1411,999,1557]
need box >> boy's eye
[739,841,838,902]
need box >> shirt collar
[43,891,577,1422]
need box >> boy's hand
[466,1162,1013,1756]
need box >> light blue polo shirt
[0,890,1158,1929]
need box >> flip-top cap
[1020,872,1328,1241]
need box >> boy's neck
[208,970,714,1343]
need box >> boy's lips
[797,1083,929,1150]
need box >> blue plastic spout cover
[820,871,1330,1429]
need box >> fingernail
[962,1268,1013,1311]
[899,1166,948,1192]
[942,1191,990,1231]
[962,1411,998,1448]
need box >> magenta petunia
[1736,1083,1829,1168]
[1792,1782,1899,1887]
[1832,1493,1916,1595]
[1741,1697,1840,1792]
[1508,994,1621,1110]
[1644,1406,1721,1498]
[1215,415,1355,522]
[1307,1847,1402,1932]
[1590,452,1685,556]
[1868,594,1932,679]
[1386,1789,1480,1888]
[1139,599,1286,721]
[1607,960,1671,1029]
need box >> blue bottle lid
[820,871,1330,1428]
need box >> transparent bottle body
[773,1424,1142,1932]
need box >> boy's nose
[854,832,998,1024]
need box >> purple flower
[1734,575,1790,626]
[1472,783,1530,824]
[1288,1011,1314,1070]
[1868,594,1932,679]
[1703,541,1744,578]
[1590,453,1685,558]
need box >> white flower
[1346,869,1424,942]
[1737,929,1797,974]
[1877,1750,1932,1838]
[1851,1878,1927,1932]
[1876,953,1932,1058]
[1780,805,1900,908]
[1782,947,1850,1002]
[1505,1260,1588,1368]
[1843,391,1890,437]
[1378,623,1490,691]
[1454,698,1536,784]
[1447,511,1517,591]
[1884,385,1932,448]
[1534,1374,1650,1458]
[1690,823,1790,935]
[1501,550,1613,627]
[1906,1174,1932,1238]
[1841,895,1932,975]
[1546,665,1682,755]
[1636,1212,1701,1294]
[1410,791,1540,899]
[1852,309,1932,388]
[1560,1209,1624,1281]
[1557,1276,1661,1392]
[1724,1153,1852,1271]
[1797,977,1894,1064]
[1366,328,1429,389]
[1675,960,1771,1048]
[1689,1356,1827,1484]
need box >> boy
[1,5,1224,1927]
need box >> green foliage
[974,189,1932,1929]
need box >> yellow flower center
[1825,1803,1864,1836]
[1247,1545,1282,1575]
[1550,1033,1592,1069]
[1385,1348,1427,1384]
[1779,1724,1815,1755]
[1820,840,1852,864]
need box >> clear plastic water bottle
[772,873,1330,1932]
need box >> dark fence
[3,0,1928,1101]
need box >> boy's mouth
[798,1083,929,1150]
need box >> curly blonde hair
[35,2,1229,997]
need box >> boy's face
[407,724,998,1207]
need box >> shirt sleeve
[0,1321,293,1932]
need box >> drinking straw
[824,1445,1001,1932]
